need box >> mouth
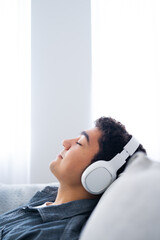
[58,154,63,159]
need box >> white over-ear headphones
[81,136,139,195]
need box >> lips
[58,154,63,159]
[60,150,66,159]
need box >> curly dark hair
[91,117,146,175]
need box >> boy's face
[50,127,102,187]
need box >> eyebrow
[80,131,90,144]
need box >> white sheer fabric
[91,0,160,161]
[0,0,31,183]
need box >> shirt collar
[28,186,99,222]
[37,198,99,222]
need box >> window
[0,0,31,183]
[91,0,160,161]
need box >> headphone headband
[124,136,140,155]
[110,136,140,171]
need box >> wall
[31,0,91,183]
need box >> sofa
[0,152,160,240]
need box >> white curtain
[0,0,31,183]
[91,0,160,161]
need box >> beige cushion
[80,152,160,240]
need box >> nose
[62,139,72,150]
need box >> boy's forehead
[81,127,102,144]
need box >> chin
[49,160,56,173]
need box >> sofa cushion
[80,152,160,240]
[0,182,59,214]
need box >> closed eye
[76,142,82,146]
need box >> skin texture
[49,127,102,204]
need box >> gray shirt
[0,186,99,240]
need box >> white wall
[31,0,91,183]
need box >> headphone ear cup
[81,137,139,195]
[81,161,116,195]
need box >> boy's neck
[52,184,97,205]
